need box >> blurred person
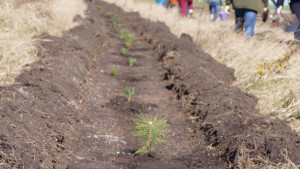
[277,0,300,41]
[168,0,179,8]
[166,0,176,8]
[271,0,278,11]
[179,0,193,17]
[208,0,223,21]
[224,0,268,37]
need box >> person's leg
[185,1,189,16]
[235,9,244,32]
[179,0,186,17]
[290,2,300,41]
[187,0,193,10]
[244,9,257,37]
[209,3,214,20]
[178,0,181,13]
[214,2,219,21]
[271,0,278,11]
[188,0,193,15]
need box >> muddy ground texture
[0,1,300,169]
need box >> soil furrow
[96,1,300,168]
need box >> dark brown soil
[0,1,299,169]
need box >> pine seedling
[133,114,167,155]
[121,47,129,55]
[97,6,105,15]
[124,87,135,102]
[129,57,137,67]
[119,30,125,39]
[124,33,135,48]
[110,17,119,31]
[111,67,117,77]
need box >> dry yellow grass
[237,144,300,169]
[0,0,87,86]
[102,0,300,134]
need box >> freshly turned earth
[0,1,299,168]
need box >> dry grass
[237,146,300,169]
[0,0,87,86]
[102,0,300,133]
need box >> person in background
[167,0,178,8]
[179,0,194,17]
[224,0,268,37]
[271,0,278,11]
[208,0,223,21]
[277,0,300,42]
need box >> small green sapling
[111,67,117,77]
[124,87,135,102]
[133,114,167,155]
[129,57,137,67]
[121,47,129,55]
